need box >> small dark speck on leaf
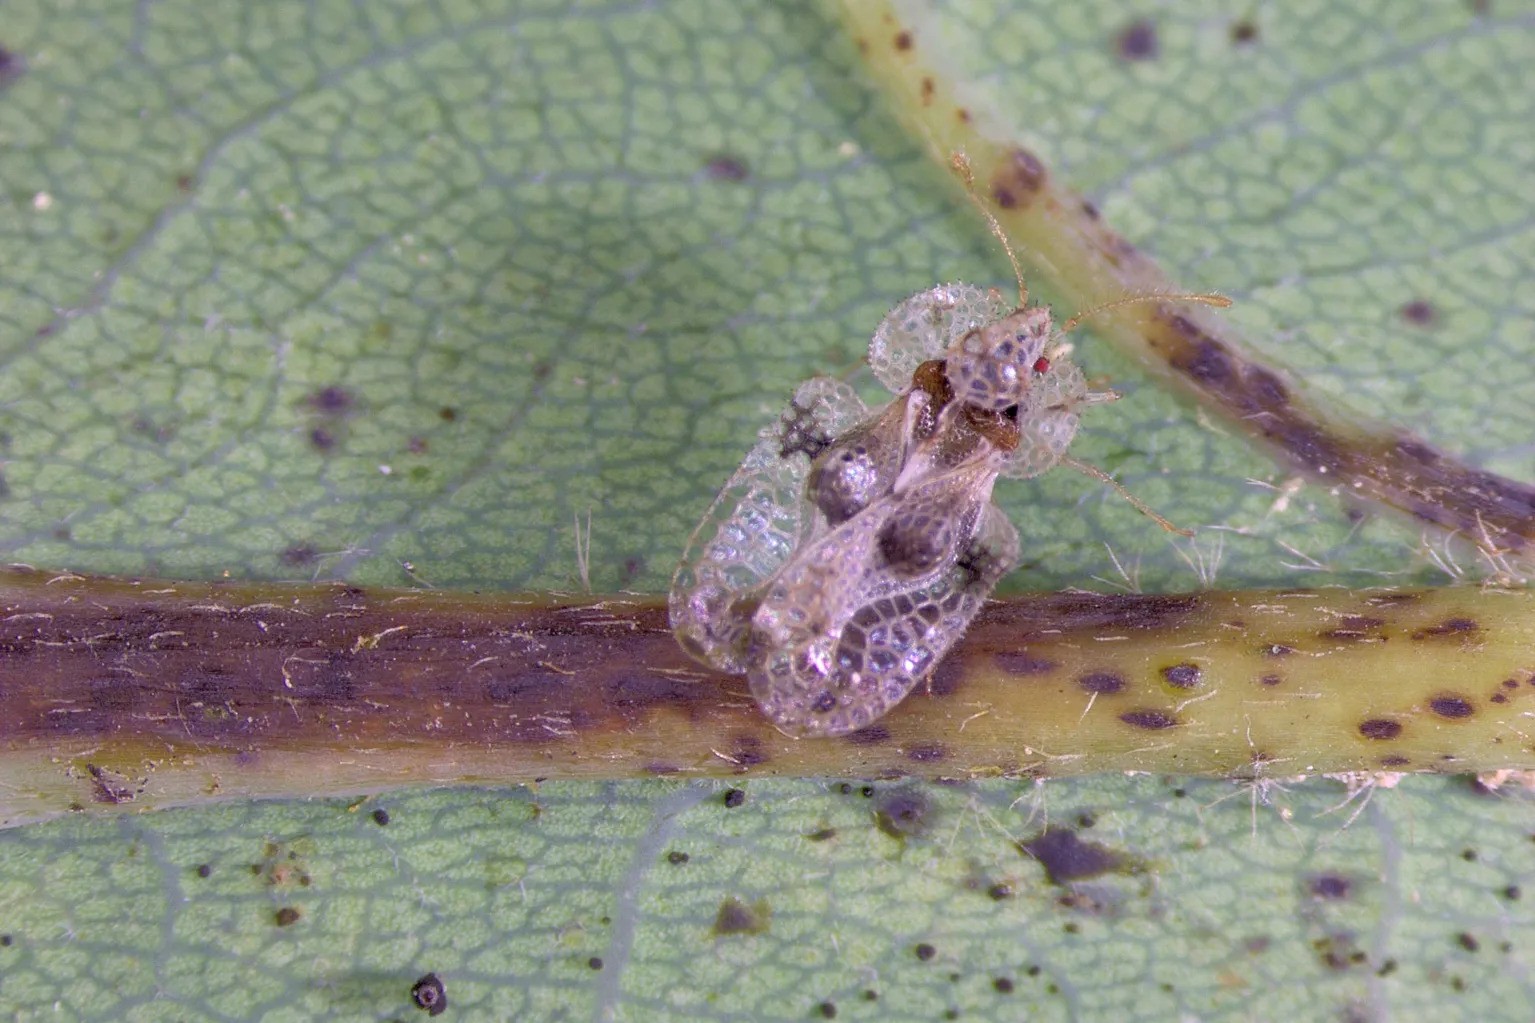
[371,808,390,826]
[0,47,24,88]
[874,787,932,839]
[1230,19,1258,43]
[1020,828,1125,884]
[666,850,689,865]
[1116,19,1158,60]
[987,882,1013,900]
[1504,885,1522,901]
[704,153,751,181]
[411,972,447,1016]
[1401,299,1437,325]
[0,934,11,947]
[817,1001,837,1019]
[195,864,212,878]
[1461,848,1478,861]
[914,942,936,961]
[281,544,318,566]
[438,406,458,422]
[1458,932,1480,952]
[587,956,603,970]
[1308,873,1352,900]
[309,427,336,452]
[722,788,745,808]
[712,896,771,936]
[274,907,301,927]
[993,977,1014,994]
[307,386,354,415]
[805,827,837,842]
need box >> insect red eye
[1032,356,1051,374]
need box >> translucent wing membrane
[669,377,867,673]
[1002,358,1091,480]
[868,284,1011,392]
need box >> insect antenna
[1058,292,1231,336]
[949,151,1029,308]
[1060,455,1193,536]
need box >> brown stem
[833,1,1535,573]
[3,568,1533,825]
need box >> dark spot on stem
[997,652,1058,675]
[1116,19,1158,60]
[1262,644,1295,657]
[712,897,771,936]
[411,972,447,1016]
[1120,709,1178,730]
[1429,694,1475,719]
[1020,827,1125,884]
[1161,662,1202,689]
[703,153,750,182]
[1258,674,1283,686]
[1412,617,1479,640]
[846,724,891,746]
[990,148,1047,209]
[1358,719,1402,740]
[1078,671,1126,694]
[907,743,946,763]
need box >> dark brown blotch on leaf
[1308,873,1353,900]
[712,896,771,936]
[874,787,932,840]
[411,972,447,1016]
[703,153,750,182]
[1116,19,1158,60]
[1020,827,1126,885]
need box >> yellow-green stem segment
[831,0,1535,571]
[1,568,1531,826]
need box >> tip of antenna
[946,150,1028,307]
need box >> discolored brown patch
[1160,663,1202,690]
[1119,709,1178,730]
[1257,674,1283,687]
[280,543,318,566]
[875,787,933,840]
[1116,19,1158,60]
[1411,617,1479,641]
[1020,828,1125,884]
[920,76,935,104]
[438,406,457,421]
[990,148,1047,209]
[274,906,301,927]
[1358,719,1402,740]
[894,30,913,50]
[712,897,771,937]
[1429,694,1475,719]
[1078,671,1126,694]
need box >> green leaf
[0,0,1531,1019]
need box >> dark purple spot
[666,850,688,865]
[987,882,1013,900]
[371,808,390,826]
[1457,932,1480,952]
[1078,671,1126,694]
[816,1001,837,1019]
[811,691,836,714]
[1401,299,1436,326]
[195,864,212,878]
[712,897,771,936]
[914,942,936,961]
[993,977,1014,994]
[1020,827,1125,884]
[1161,662,1202,689]
[1258,674,1283,687]
[0,47,24,88]
[730,735,767,767]
[1230,19,1258,43]
[309,427,336,451]
[722,788,745,808]
[990,147,1047,209]
[704,153,750,182]
[1378,755,1411,767]
[307,386,354,415]
[1245,365,1291,408]
[1412,617,1479,640]
[846,724,891,746]
[1492,693,1509,704]
[587,956,603,970]
[411,972,447,1016]
[1119,709,1178,730]
[274,907,301,927]
[1429,694,1474,719]
[894,30,913,50]
[1308,874,1352,900]
[1358,719,1402,740]
[407,436,429,454]
[907,744,946,763]
[1503,885,1521,901]
[1116,19,1158,60]
[996,652,1058,675]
